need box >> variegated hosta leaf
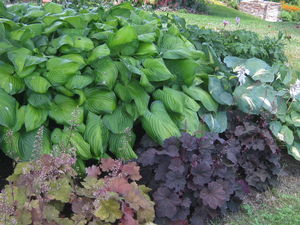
[201,111,227,133]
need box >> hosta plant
[0,2,231,162]
[224,55,300,160]
[137,110,281,224]
[0,154,155,225]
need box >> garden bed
[1,1,300,224]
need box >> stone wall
[238,0,281,22]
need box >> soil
[0,150,14,191]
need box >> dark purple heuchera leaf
[165,171,186,192]
[168,158,185,174]
[191,162,212,186]
[138,148,158,166]
[153,187,181,218]
[190,208,205,225]
[225,139,240,164]
[157,144,180,157]
[237,179,250,194]
[163,136,180,148]
[154,161,169,181]
[140,135,158,148]
[180,132,198,151]
[200,181,227,209]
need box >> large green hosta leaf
[153,87,185,114]
[159,34,203,60]
[165,58,198,86]
[0,73,25,95]
[84,88,117,114]
[114,83,132,102]
[65,75,94,90]
[127,81,150,116]
[141,101,181,144]
[109,131,137,160]
[51,34,74,50]
[183,85,218,112]
[171,108,201,135]
[45,57,82,85]
[142,58,174,82]
[136,42,157,56]
[108,25,137,46]
[73,36,94,51]
[27,92,52,109]
[62,130,92,160]
[25,105,48,132]
[153,86,200,114]
[13,106,26,132]
[94,57,118,90]
[0,61,14,74]
[0,128,21,159]
[7,48,31,74]
[49,95,84,126]
[87,44,110,63]
[84,112,108,158]
[24,75,51,94]
[44,2,63,14]
[19,128,51,161]
[103,106,133,134]
[0,88,17,128]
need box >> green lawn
[158,4,300,71]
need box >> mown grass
[211,191,300,225]
[158,4,300,71]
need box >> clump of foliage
[185,27,287,64]
[0,154,155,225]
[137,110,281,224]
[0,2,222,162]
[226,110,281,191]
[0,1,298,163]
[167,12,300,160]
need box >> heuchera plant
[137,110,281,225]
[0,155,155,225]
